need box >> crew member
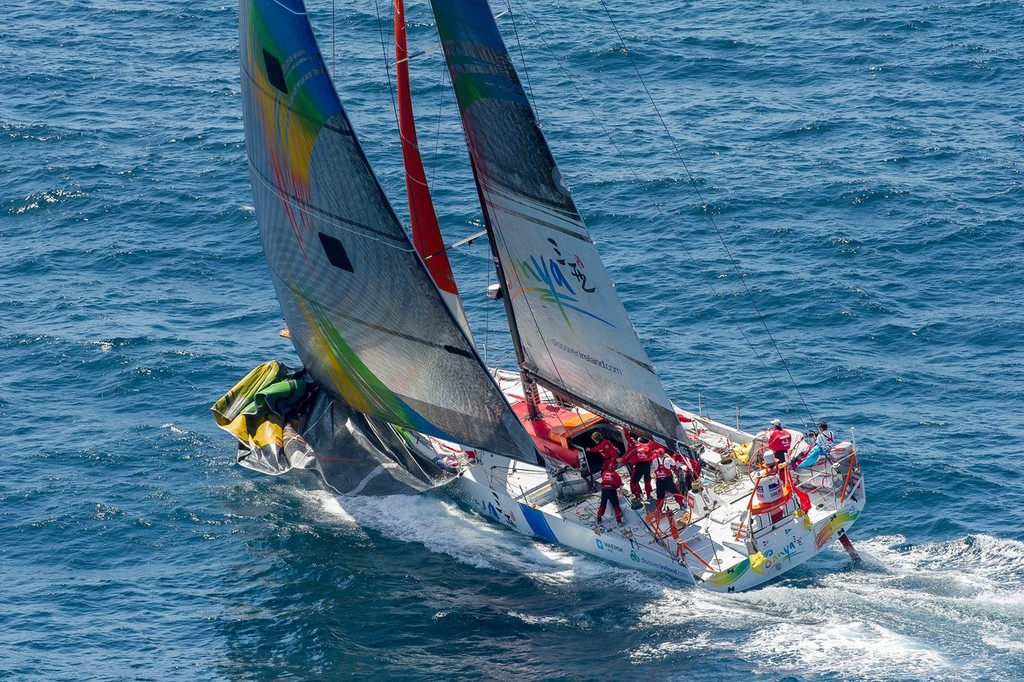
[767,418,792,463]
[796,421,834,468]
[652,448,685,514]
[595,462,624,526]
[817,421,835,448]
[588,432,620,471]
[622,437,654,501]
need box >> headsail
[394,0,473,341]
[428,0,683,440]
[239,0,537,462]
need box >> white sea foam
[288,487,672,592]
[307,490,358,526]
[506,610,572,627]
[286,484,1024,679]
[616,532,1024,679]
[738,534,1024,680]
[160,423,188,435]
[312,493,559,574]
[753,620,948,679]
[630,631,712,662]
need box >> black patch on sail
[318,232,354,272]
[263,49,288,94]
[443,344,473,359]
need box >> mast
[393,0,473,341]
[474,174,541,419]
[394,0,535,414]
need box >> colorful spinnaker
[239,0,537,463]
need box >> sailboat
[213,0,865,592]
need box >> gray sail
[429,0,683,440]
[239,0,537,462]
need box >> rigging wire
[501,0,538,120]
[504,0,813,425]
[592,0,814,425]
[250,169,415,251]
[429,54,449,201]
[482,242,492,365]
[374,0,400,129]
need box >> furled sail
[239,0,537,462]
[394,0,473,341]
[428,0,683,440]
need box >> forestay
[239,0,537,462]
[428,0,683,440]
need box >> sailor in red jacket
[652,447,685,514]
[588,432,620,470]
[595,462,624,526]
[767,418,792,463]
[621,438,654,500]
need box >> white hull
[399,372,866,593]
[453,453,696,584]
[436,450,864,592]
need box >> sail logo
[509,238,614,329]
[549,239,594,294]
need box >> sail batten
[429,0,683,440]
[239,0,538,463]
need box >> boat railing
[645,506,720,576]
[834,449,862,504]
[791,447,862,508]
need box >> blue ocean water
[2,0,1023,679]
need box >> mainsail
[239,0,537,462]
[394,0,473,340]
[428,0,683,440]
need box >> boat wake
[637,533,1024,680]
[289,487,1024,679]
[294,488,585,578]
